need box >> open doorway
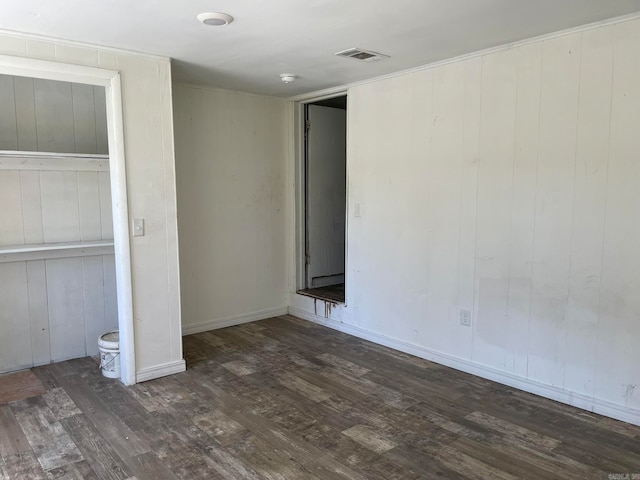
[297,95,347,304]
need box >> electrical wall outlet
[460,308,472,326]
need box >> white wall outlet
[460,308,472,327]
[133,218,145,237]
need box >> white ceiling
[1,0,640,97]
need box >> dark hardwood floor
[1,314,640,479]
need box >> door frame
[0,54,136,385]
[293,91,348,297]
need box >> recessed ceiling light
[280,73,297,84]
[197,12,234,26]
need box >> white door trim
[293,92,349,295]
[0,54,136,385]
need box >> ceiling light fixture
[280,73,297,84]
[197,12,234,26]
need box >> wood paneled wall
[0,162,113,246]
[0,74,108,154]
[0,255,118,372]
[0,31,183,381]
[0,154,116,373]
[291,17,640,418]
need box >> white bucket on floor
[98,331,120,379]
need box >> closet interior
[0,74,118,374]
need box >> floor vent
[335,48,389,62]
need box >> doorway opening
[297,95,347,304]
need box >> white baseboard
[289,306,640,427]
[181,306,288,336]
[136,359,186,383]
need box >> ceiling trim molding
[0,27,169,61]
[0,52,116,84]
[289,11,640,102]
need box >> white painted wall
[0,74,108,154]
[0,32,184,380]
[173,84,288,334]
[291,17,640,424]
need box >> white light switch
[133,218,145,237]
[354,203,361,218]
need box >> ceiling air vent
[335,48,389,62]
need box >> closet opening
[0,56,134,385]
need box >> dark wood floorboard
[1,314,639,479]
[0,370,46,404]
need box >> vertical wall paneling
[347,84,376,329]
[473,48,518,369]
[40,171,81,243]
[426,62,466,355]
[563,26,613,399]
[46,257,86,362]
[0,75,18,149]
[117,54,172,369]
[34,78,76,153]
[94,86,108,154]
[380,75,416,339]
[20,170,44,244]
[0,74,108,154]
[77,171,102,241]
[0,170,25,245]
[72,83,98,154]
[455,56,482,360]
[595,19,640,409]
[98,171,114,239]
[0,263,32,371]
[0,160,117,372]
[82,256,106,356]
[528,33,582,387]
[403,70,433,343]
[26,260,51,366]
[13,76,38,151]
[506,42,542,377]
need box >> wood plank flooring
[0,370,46,404]
[1,314,640,479]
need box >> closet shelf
[0,240,115,263]
[0,150,110,172]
